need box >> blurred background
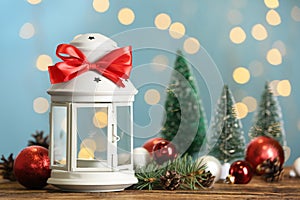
[0,0,299,165]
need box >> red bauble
[14,146,51,189]
[143,137,164,155]
[245,136,284,175]
[152,140,178,165]
[229,160,253,184]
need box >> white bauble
[133,147,151,169]
[293,157,300,177]
[220,162,231,180]
[289,169,297,178]
[198,155,222,182]
[118,153,131,165]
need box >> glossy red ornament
[245,136,284,175]
[229,160,253,184]
[143,137,164,155]
[152,140,178,165]
[13,146,51,189]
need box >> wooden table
[1,169,300,200]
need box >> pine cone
[28,130,49,149]
[197,170,215,188]
[257,157,284,182]
[160,170,181,190]
[0,153,16,181]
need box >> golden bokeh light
[183,37,200,54]
[277,80,291,97]
[19,23,35,39]
[27,0,42,5]
[93,111,108,128]
[144,89,161,105]
[78,147,95,159]
[36,54,53,71]
[251,24,268,41]
[249,60,264,77]
[269,80,280,96]
[118,8,135,25]
[57,159,66,165]
[264,0,279,9]
[93,0,110,13]
[152,55,169,71]
[80,138,97,152]
[155,13,171,30]
[229,26,246,44]
[266,9,281,26]
[33,97,49,114]
[291,6,300,22]
[242,96,257,112]
[266,48,282,65]
[92,134,107,152]
[169,22,185,39]
[233,67,250,84]
[234,102,248,119]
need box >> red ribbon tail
[48,65,65,84]
[102,71,126,87]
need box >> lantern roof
[48,33,137,102]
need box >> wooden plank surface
[1,168,300,200]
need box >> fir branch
[134,155,213,190]
[135,161,163,190]
[177,155,208,190]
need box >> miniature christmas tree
[207,85,246,164]
[161,50,207,157]
[249,82,287,146]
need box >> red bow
[48,44,132,87]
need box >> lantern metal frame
[47,71,138,192]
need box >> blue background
[0,0,300,165]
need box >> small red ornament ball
[152,140,178,165]
[245,136,284,175]
[143,137,164,155]
[229,160,253,184]
[14,146,51,189]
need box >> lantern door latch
[112,124,120,143]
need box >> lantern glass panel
[116,106,132,168]
[76,105,112,170]
[51,106,67,168]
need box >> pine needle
[134,155,213,190]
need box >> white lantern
[47,33,138,192]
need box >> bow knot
[48,44,132,87]
[86,63,97,71]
